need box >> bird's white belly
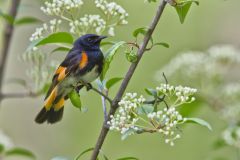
[80,65,99,83]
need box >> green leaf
[14,17,42,26]
[69,90,82,110]
[0,144,4,153]
[137,105,154,115]
[146,0,157,2]
[5,147,36,159]
[74,148,94,160]
[133,27,147,38]
[27,32,73,52]
[0,10,14,24]
[175,2,192,24]
[51,47,70,54]
[144,88,157,97]
[121,128,135,140]
[100,41,126,81]
[100,41,115,47]
[153,42,170,48]
[106,77,123,89]
[132,27,153,44]
[116,157,139,160]
[125,51,138,63]
[184,118,212,131]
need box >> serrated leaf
[106,77,123,89]
[175,2,192,24]
[0,144,4,153]
[51,47,70,54]
[5,147,36,159]
[100,41,126,81]
[14,17,42,26]
[116,157,139,160]
[144,88,157,97]
[0,10,14,25]
[185,118,212,131]
[153,42,170,48]
[69,90,82,110]
[121,128,135,140]
[26,32,73,52]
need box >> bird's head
[73,34,107,50]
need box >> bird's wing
[44,50,89,100]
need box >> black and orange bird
[35,34,107,124]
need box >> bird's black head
[73,34,107,51]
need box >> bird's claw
[86,83,92,91]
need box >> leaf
[106,77,123,89]
[125,51,138,63]
[5,147,36,159]
[137,105,154,115]
[14,17,42,26]
[153,42,170,48]
[144,88,157,97]
[146,0,157,2]
[132,27,153,44]
[116,157,139,160]
[27,32,73,52]
[100,41,126,81]
[51,47,70,54]
[0,10,14,24]
[74,148,94,160]
[184,118,212,131]
[175,2,192,24]
[0,144,4,153]
[121,128,135,140]
[100,41,115,47]
[69,90,82,110]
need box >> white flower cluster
[147,107,184,146]
[108,93,145,134]
[156,84,197,105]
[222,126,240,149]
[95,0,128,25]
[40,0,84,15]
[108,86,196,146]
[69,15,106,35]
[30,19,62,42]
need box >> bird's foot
[85,83,92,91]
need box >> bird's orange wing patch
[44,86,58,110]
[55,66,67,81]
[54,97,65,111]
[79,52,88,69]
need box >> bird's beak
[97,35,107,42]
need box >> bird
[35,34,107,124]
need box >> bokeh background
[1,0,240,159]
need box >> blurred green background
[0,0,240,159]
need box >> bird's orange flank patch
[79,52,88,69]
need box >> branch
[90,1,167,159]
[0,0,21,102]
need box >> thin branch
[90,1,167,159]
[0,0,21,102]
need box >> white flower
[41,0,84,15]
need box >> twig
[90,1,167,159]
[0,0,21,102]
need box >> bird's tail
[35,86,65,124]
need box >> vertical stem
[90,1,167,159]
[0,0,21,102]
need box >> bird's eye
[87,38,94,43]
